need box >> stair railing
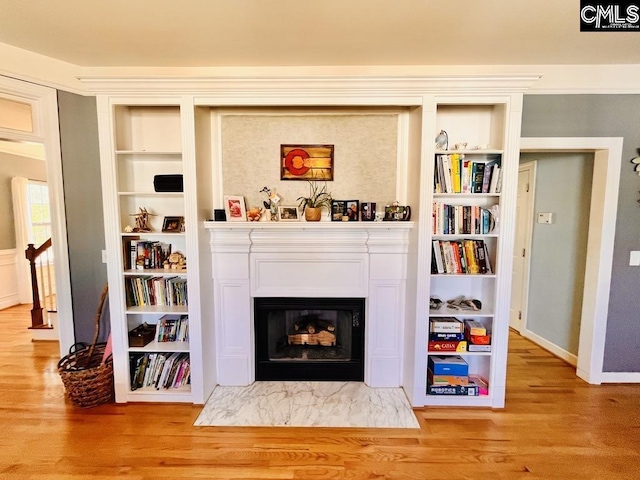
[25,238,53,329]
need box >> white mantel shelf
[203,221,414,230]
[204,220,413,388]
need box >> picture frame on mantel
[280,144,334,181]
[223,195,247,222]
[278,206,299,221]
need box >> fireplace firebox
[254,297,365,381]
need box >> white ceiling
[0,1,639,68]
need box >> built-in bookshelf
[93,78,529,408]
[410,97,521,408]
[98,100,209,403]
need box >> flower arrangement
[260,186,280,220]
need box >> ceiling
[0,1,639,68]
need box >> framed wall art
[280,144,334,181]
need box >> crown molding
[78,74,541,97]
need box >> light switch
[102,250,108,263]
[630,251,640,266]
[537,212,554,224]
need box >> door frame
[512,161,536,334]
[520,137,622,385]
[0,75,74,355]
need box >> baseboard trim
[0,293,20,311]
[522,328,578,367]
[599,372,640,383]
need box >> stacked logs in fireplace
[288,316,336,347]
[254,297,365,381]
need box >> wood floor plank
[1,303,640,479]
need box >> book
[472,162,485,193]
[467,344,491,352]
[432,240,444,274]
[428,355,469,376]
[475,240,488,274]
[489,165,501,193]
[427,384,480,396]
[428,369,469,385]
[429,331,466,341]
[482,160,499,193]
[464,320,487,336]
[429,317,464,333]
[483,242,493,274]
[441,155,453,193]
[451,153,461,193]
[469,375,490,395]
[428,340,468,352]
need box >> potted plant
[297,180,332,221]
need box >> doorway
[519,138,622,385]
[0,75,74,355]
[512,154,594,368]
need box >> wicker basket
[57,285,114,408]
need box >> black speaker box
[153,174,183,192]
[214,209,227,221]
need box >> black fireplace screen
[254,297,365,381]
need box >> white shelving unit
[90,77,531,408]
[98,99,214,404]
[409,95,522,408]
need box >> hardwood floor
[1,303,639,479]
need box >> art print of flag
[280,144,334,180]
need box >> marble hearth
[204,222,413,387]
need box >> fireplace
[205,222,411,387]
[254,297,365,381]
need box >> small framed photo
[331,200,347,222]
[384,205,398,221]
[162,216,184,232]
[360,202,376,222]
[345,200,359,221]
[224,195,247,222]
[278,206,299,221]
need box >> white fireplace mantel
[204,222,413,387]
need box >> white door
[510,162,535,332]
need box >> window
[27,181,52,251]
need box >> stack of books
[428,317,491,353]
[431,239,493,275]
[156,314,189,342]
[129,352,190,390]
[434,154,502,194]
[427,355,480,395]
[125,276,188,307]
[428,317,467,352]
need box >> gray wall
[522,95,640,372]
[0,152,47,250]
[57,91,108,344]
[520,153,593,356]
